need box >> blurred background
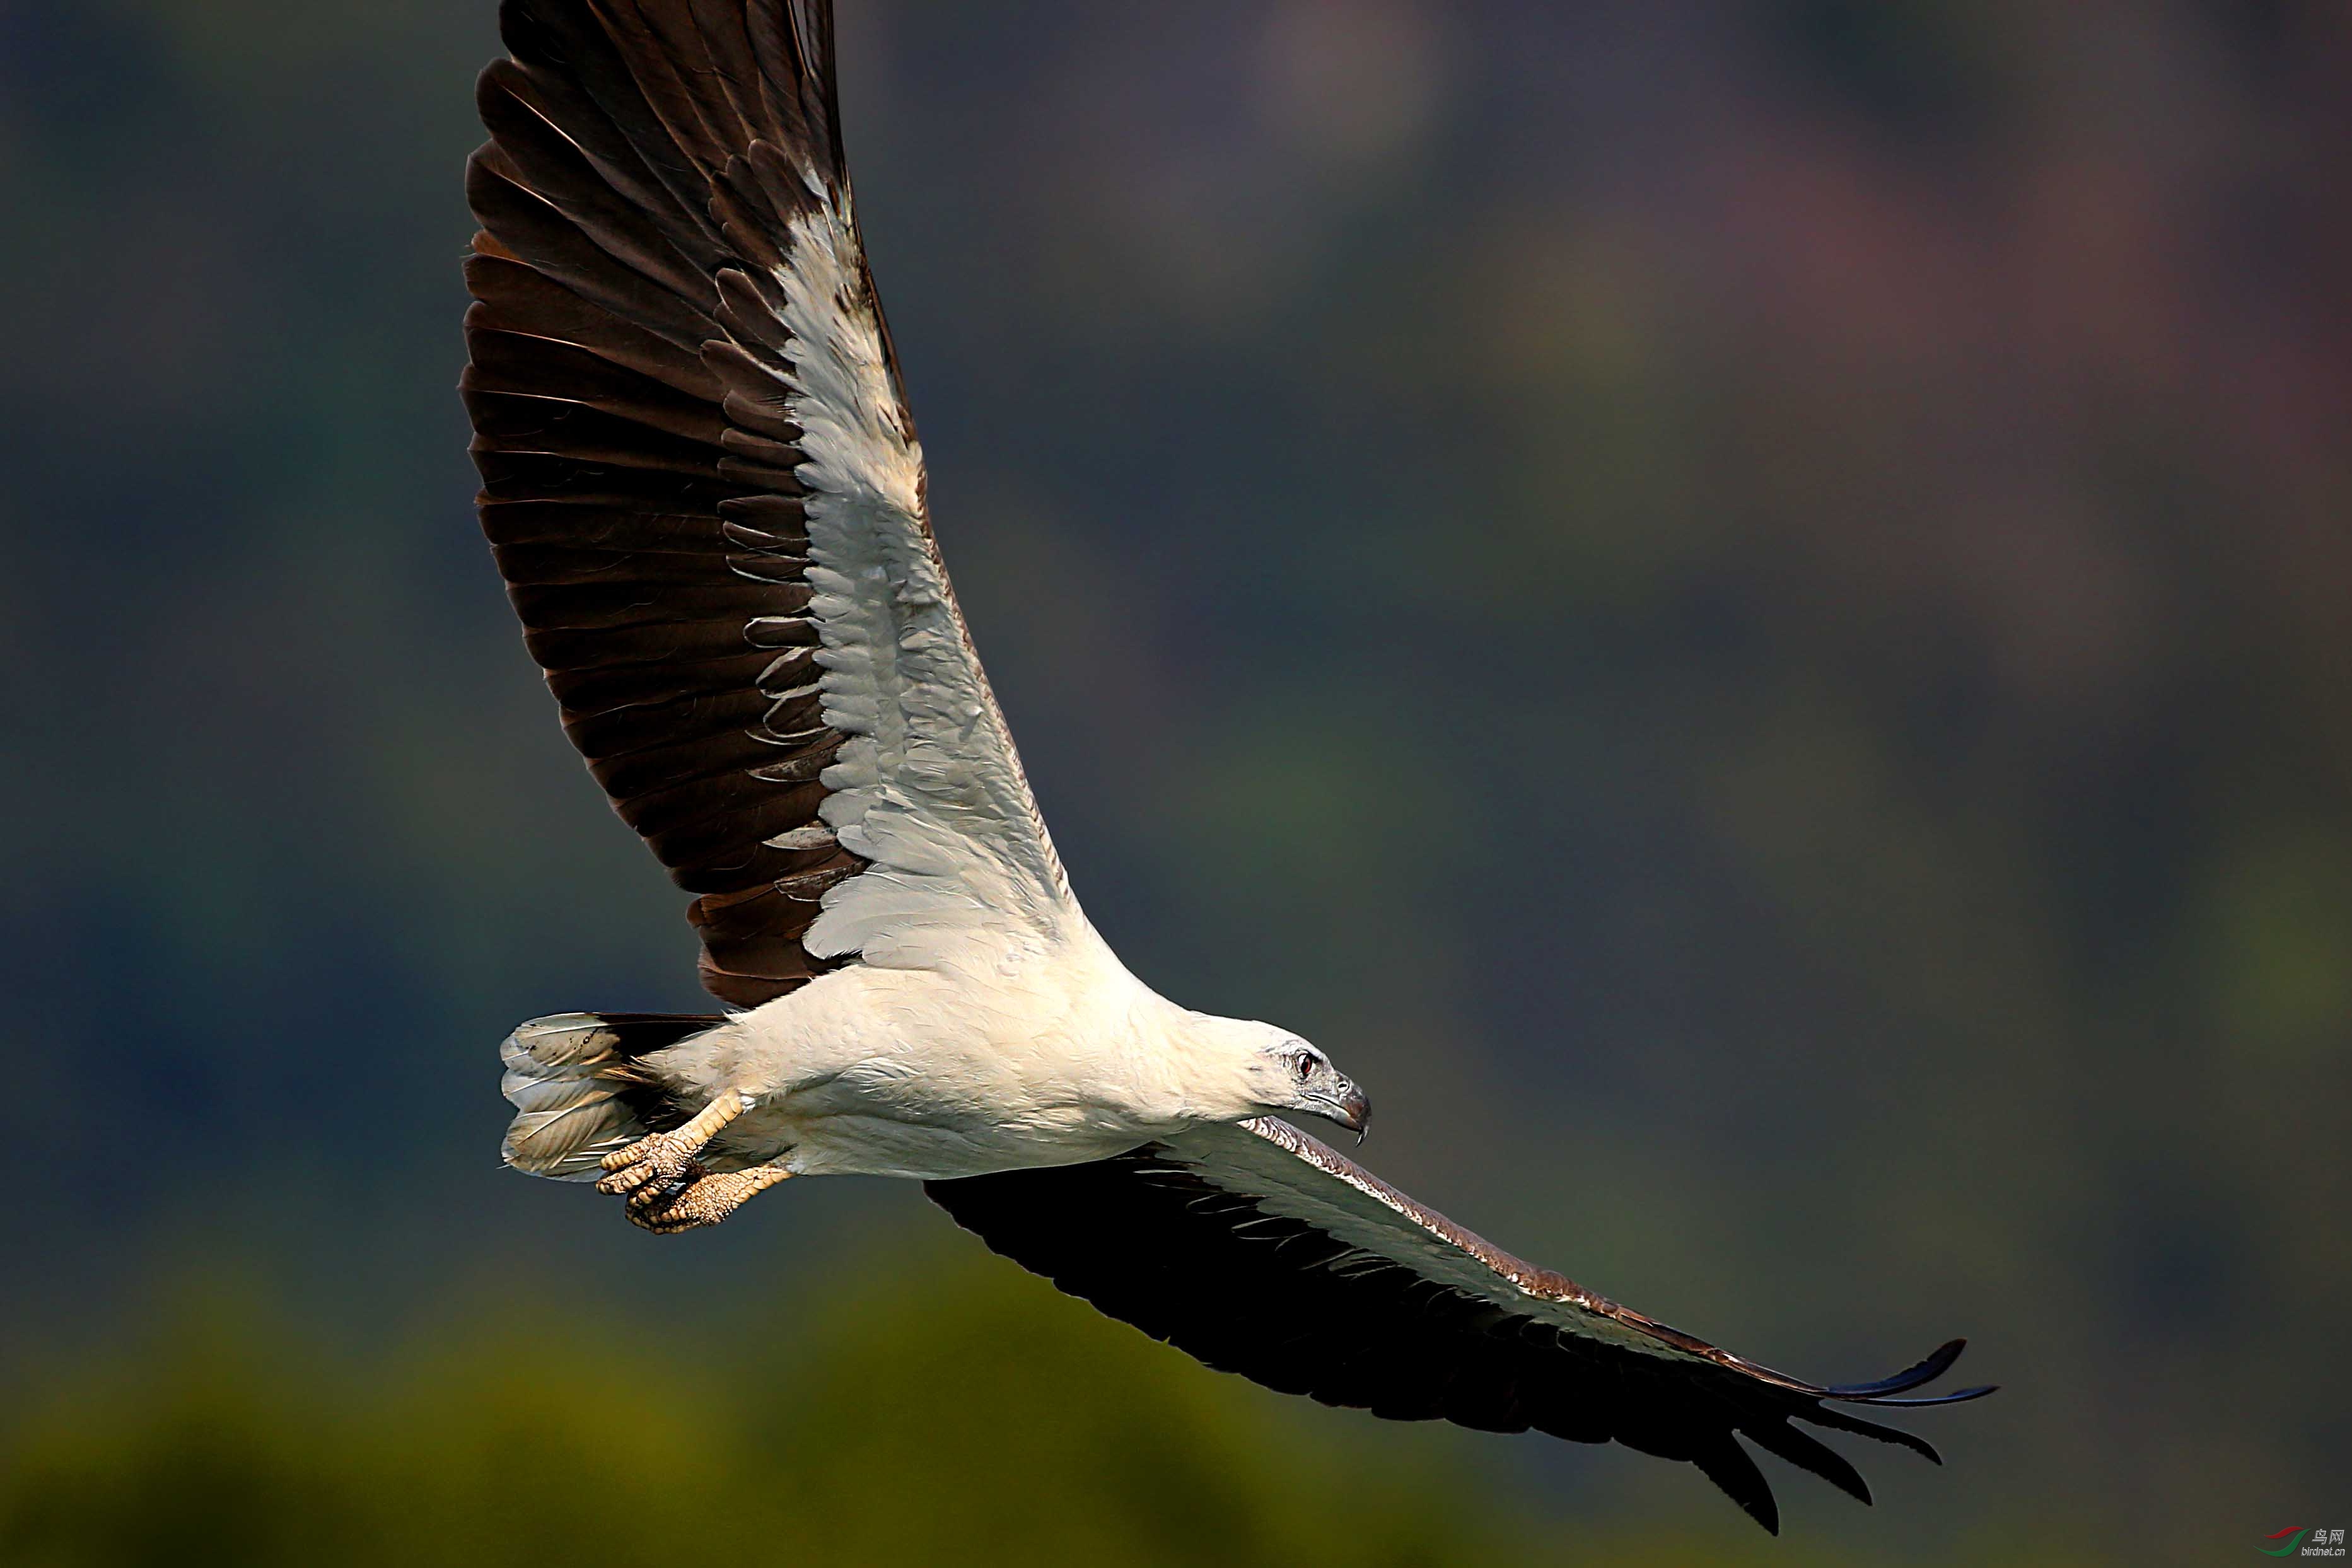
[3,0,2347,1562]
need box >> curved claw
[625,1158,707,1214]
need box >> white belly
[745,1103,1155,1180]
[646,946,1189,1181]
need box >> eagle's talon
[627,1202,704,1234]
[593,1129,702,1196]
[627,1179,718,1233]
[626,1163,704,1213]
[620,1164,794,1236]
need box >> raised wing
[463,0,1075,1007]
[926,1118,1993,1535]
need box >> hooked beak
[1313,1079,1372,1142]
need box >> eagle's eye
[1291,1052,1316,1083]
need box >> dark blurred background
[3,1,2347,1562]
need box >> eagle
[462,0,1992,1534]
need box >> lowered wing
[927,1118,1992,1535]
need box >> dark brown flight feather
[929,1119,1993,1535]
[463,0,904,1006]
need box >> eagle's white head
[1168,1013,1372,1139]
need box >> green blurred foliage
[1,1256,2104,1568]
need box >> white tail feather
[498,1013,706,1180]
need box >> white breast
[656,925,1187,1180]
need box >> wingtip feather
[1824,1337,1969,1400]
[1691,1437,1781,1535]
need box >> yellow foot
[594,1128,704,1197]
[624,1164,793,1235]
[593,1089,753,1197]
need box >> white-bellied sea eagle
[463,0,1993,1533]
